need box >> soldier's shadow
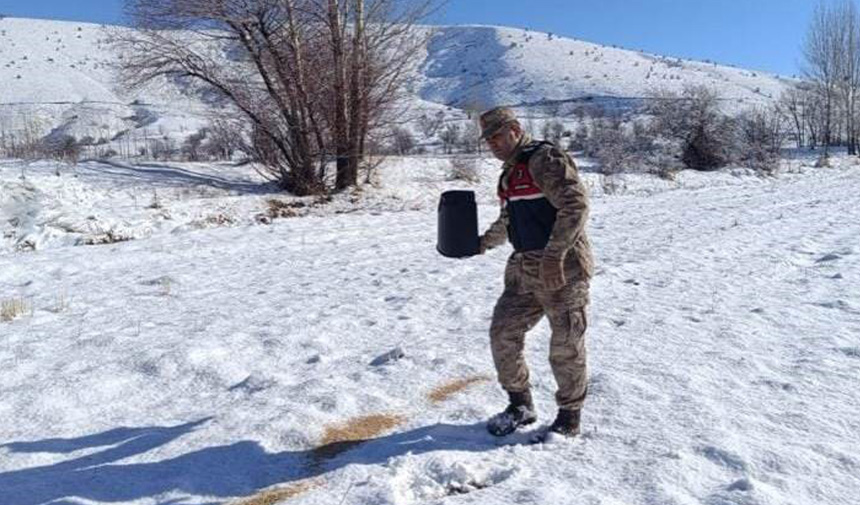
[0,417,501,504]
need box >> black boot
[487,390,538,437]
[548,408,581,437]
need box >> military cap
[479,106,520,140]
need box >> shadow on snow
[0,417,500,504]
[80,160,278,195]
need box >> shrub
[584,118,661,175]
[151,138,177,161]
[391,127,415,155]
[182,130,207,161]
[681,121,733,171]
[541,119,565,145]
[588,118,633,174]
[567,124,589,152]
[41,134,81,164]
[737,107,784,174]
[439,124,460,154]
[448,157,481,183]
[648,85,734,171]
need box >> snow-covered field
[1,154,859,505]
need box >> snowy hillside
[0,17,214,148]
[416,25,789,109]
[0,18,116,104]
[1,153,860,505]
[0,17,791,148]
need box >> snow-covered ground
[0,155,803,254]
[1,154,859,505]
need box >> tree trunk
[329,0,352,191]
[339,0,365,190]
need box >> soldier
[478,106,594,438]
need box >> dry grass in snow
[314,413,406,460]
[231,480,323,505]
[1,297,31,322]
[427,375,492,404]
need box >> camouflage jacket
[481,135,594,286]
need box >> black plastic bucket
[437,190,479,258]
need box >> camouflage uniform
[480,121,594,412]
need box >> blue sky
[0,0,834,76]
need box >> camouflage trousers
[490,252,590,411]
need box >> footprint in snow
[813,300,859,314]
[228,375,274,394]
[384,295,411,309]
[726,478,754,492]
[370,346,405,366]
[388,455,518,503]
[139,275,176,286]
[753,378,795,392]
[697,445,748,472]
[703,477,758,505]
[816,253,841,263]
[837,347,860,359]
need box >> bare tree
[738,106,785,173]
[417,111,444,138]
[115,0,437,195]
[839,0,860,154]
[804,85,827,149]
[438,123,460,154]
[318,0,438,189]
[202,118,245,160]
[458,119,482,154]
[803,1,844,158]
[779,84,811,149]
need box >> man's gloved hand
[540,254,566,291]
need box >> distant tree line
[558,85,784,177]
[798,0,860,159]
[0,115,243,165]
